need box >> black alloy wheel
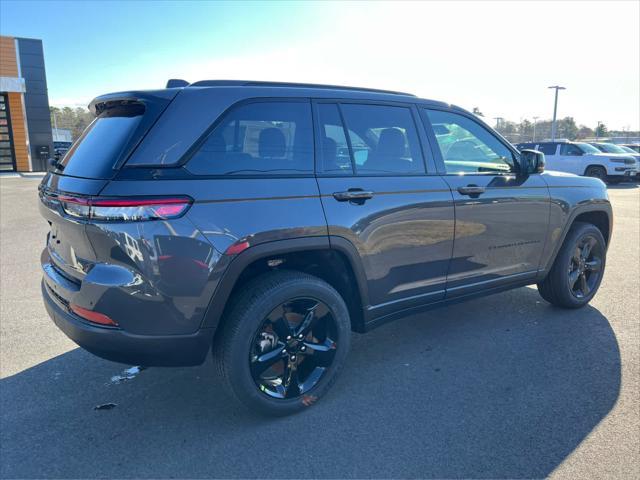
[214,270,351,415]
[567,234,603,299]
[251,298,338,399]
[537,221,607,308]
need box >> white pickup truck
[516,141,638,184]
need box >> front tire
[213,270,351,416]
[537,222,606,308]
[585,166,607,182]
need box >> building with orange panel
[1,35,53,172]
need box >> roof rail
[188,79,415,96]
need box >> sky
[1,0,638,130]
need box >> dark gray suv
[40,80,612,415]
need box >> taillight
[57,196,192,222]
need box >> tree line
[49,106,94,141]
[472,108,638,143]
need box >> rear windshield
[59,103,145,179]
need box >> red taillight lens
[225,240,250,255]
[70,304,119,326]
[57,196,192,222]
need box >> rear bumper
[41,281,213,366]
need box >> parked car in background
[516,141,637,183]
[621,144,640,154]
[40,80,613,415]
[590,142,640,179]
[53,141,72,159]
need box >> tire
[213,270,351,416]
[585,166,607,182]
[537,222,606,308]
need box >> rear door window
[186,101,314,175]
[560,144,583,156]
[339,104,426,175]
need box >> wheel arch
[583,164,607,176]
[541,204,613,276]
[201,236,370,334]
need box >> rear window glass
[186,101,313,175]
[60,104,143,179]
[537,143,557,155]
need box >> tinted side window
[560,144,583,156]
[425,109,514,174]
[187,101,313,175]
[317,104,352,175]
[517,143,536,151]
[340,104,425,175]
[537,143,558,155]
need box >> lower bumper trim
[42,280,212,366]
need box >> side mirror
[519,149,545,174]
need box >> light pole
[532,116,539,142]
[493,116,504,130]
[596,121,602,141]
[548,85,566,141]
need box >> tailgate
[39,173,108,281]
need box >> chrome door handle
[333,190,374,202]
[457,185,486,197]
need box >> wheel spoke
[580,273,590,296]
[251,346,286,377]
[572,247,582,263]
[581,238,594,260]
[271,317,293,340]
[585,258,602,272]
[295,302,319,336]
[298,367,325,393]
[302,338,337,366]
[282,363,301,398]
[569,269,581,289]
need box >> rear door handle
[457,185,486,197]
[333,189,374,202]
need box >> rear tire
[585,166,607,182]
[537,222,606,308]
[213,270,351,416]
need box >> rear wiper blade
[48,158,65,171]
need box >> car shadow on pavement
[607,182,639,189]
[1,287,621,479]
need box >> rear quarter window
[186,101,314,176]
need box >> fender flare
[200,236,370,330]
[540,201,612,276]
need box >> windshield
[595,143,627,154]
[576,143,601,154]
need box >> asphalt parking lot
[1,175,638,479]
